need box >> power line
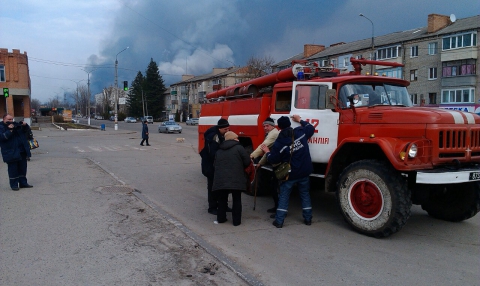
[29,57,114,69]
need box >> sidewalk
[0,128,247,285]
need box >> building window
[410,69,418,81]
[428,42,438,55]
[428,68,437,80]
[441,88,475,103]
[355,55,362,59]
[442,32,477,50]
[212,79,221,85]
[377,67,403,79]
[428,93,437,104]
[343,57,350,67]
[321,60,328,67]
[410,46,419,57]
[410,94,418,105]
[0,65,5,82]
[330,59,337,68]
[376,46,400,60]
[442,59,476,77]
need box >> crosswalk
[73,145,147,153]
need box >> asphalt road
[35,121,480,285]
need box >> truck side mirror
[325,89,336,110]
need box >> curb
[88,157,264,286]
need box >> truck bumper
[416,167,480,184]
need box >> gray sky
[1,0,478,104]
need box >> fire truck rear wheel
[336,160,411,238]
[420,182,480,222]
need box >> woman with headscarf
[212,131,251,226]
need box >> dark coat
[0,122,32,163]
[141,123,149,139]
[266,120,314,180]
[212,140,251,192]
[200,126,224,178]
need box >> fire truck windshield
[339,83,413,108]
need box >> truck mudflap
[416,167,480,184]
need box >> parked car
[158,121,182,133]
[144,116,153,124]
[124,117,137,123]
[186,118,199,125]
[109,116,115,121]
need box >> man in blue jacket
[0,114,33,191]
[200,118,230,215]
[261,115,314,228]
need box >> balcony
[441,46,478,62]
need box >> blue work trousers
[8,152,28,188]
[275,176,312,224]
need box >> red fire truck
[198,58,480,237]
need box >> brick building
[274,14,479,113]
[0,48,32,124]
[169,66,252,120]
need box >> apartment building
[168,66,252,120]
[274,14,479,113]
[0,48,32,124]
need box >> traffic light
[123,81,128,91]
[3,88,9,98]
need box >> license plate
[469,172,480,180]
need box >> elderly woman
[212,131,251,226]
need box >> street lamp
[359,13,375,74]
[81,68,98,125]
[114,46,129,131]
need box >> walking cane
[253,164,260,210]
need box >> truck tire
[336,160,411,237]
[421,182,480,222]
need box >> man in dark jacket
[213,131,251,226]
[261,115,315,228]
[200,118,230,215]
[140,120,150,146]
[0,114,33,191]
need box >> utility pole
[359,13,375,74]
[142,89,145,118]
[81,69,97,125]
[114,47,129,131]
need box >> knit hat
[224,131,238,141]
[277,116,291,129]
[263,117,275,127]
[217,118,230,128]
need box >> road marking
[74,145,147,152]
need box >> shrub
[53,115,64,123]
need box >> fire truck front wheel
[336,160,412,238]
[420,182,480,222]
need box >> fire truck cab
[198,58,480,237]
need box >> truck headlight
[408,143,418,158]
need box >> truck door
[273,82,339,164]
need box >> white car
[124,117,137,123]
[186,118,199,125]
[158,121,182,133]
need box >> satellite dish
[450,14,456,23]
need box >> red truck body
[198,58,480,237]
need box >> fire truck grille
[438,128,480,159]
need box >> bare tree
[30,98,41,112]
[246,55,275,78]
[48,95,61,108]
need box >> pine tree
[126,71,145,117]
[144,58,166,119]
